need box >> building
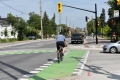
[67,27,74,36]
[0,17,18,39]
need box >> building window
[1,32,3,36]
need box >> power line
[0,1,28,15]
[44,0,56,12]
[43,1,55,14]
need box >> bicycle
[57,45,63,63]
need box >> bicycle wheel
[60,52,63,61]
[57,52,60,63]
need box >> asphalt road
[0,38,78,80]
[0,36,114,80]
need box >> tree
[7,13,18,27]
[4,27,8,42]
[106,0,120,35]
[50,13,57,35]
[100,25,110,36]
[60,24,67,35]
[27,12,41,30]
[86,17,101,35]
[14,17,27,41]
[42,11,50,38]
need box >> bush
[0,38,17,43]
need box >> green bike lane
[29,49,86,80]
[0,49,56,55]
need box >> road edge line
[78,51,89,76]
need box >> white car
[103,41,120,53]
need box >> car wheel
[81,42,83,44]
[110,47,117,53]
[71,41,74,44]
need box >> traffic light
[57,2,62,13]
[97,21,100,26]
[117,0,120,5]
[85,16,88,22]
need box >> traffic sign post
[114,10,119,17]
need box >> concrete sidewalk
[84,36,110,48]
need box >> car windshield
[72,34,82,36]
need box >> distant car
[103,41,120,53]
[71,33,84,44]
[27,36,36,40]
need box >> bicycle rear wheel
[60,52,63,61]
[57,52,60,63]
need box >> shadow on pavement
[47,59,57,63]
[100,51,120,54]
[70,56,83,61]
[80,61,120,80]
[0,61,29,80]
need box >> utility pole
[66,16,67,35]
[40,0,43,39]
[70,20,71,26]
[59,13,61,32]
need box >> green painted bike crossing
[0,49,56,55]
[29,49,86,80]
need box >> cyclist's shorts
[56,41,65,50]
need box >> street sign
[114,10,119,17]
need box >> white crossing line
[40,66,48,68]
[29,71,39,74]
[17,78,29,80]
[43,64,51,66]
[23,74,34,77]
[35,68,44,71]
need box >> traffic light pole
[95,4,98,44]
[62,3,98,44]
[115,0,119,41]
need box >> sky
[0,0,110,28]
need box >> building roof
[0,16,9,25]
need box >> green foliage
[100,25,110,36]
[42,11,50,38]
[7,11,62,40]
[60,24,67,35]
[7,13,18,27]
[15,18,27,41]
[4,28,8,37]
[0,38,17,43]
[27,12,40,30]
[106,0,120,34]
[87,17,101,35]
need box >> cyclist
[56,32,67,56]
